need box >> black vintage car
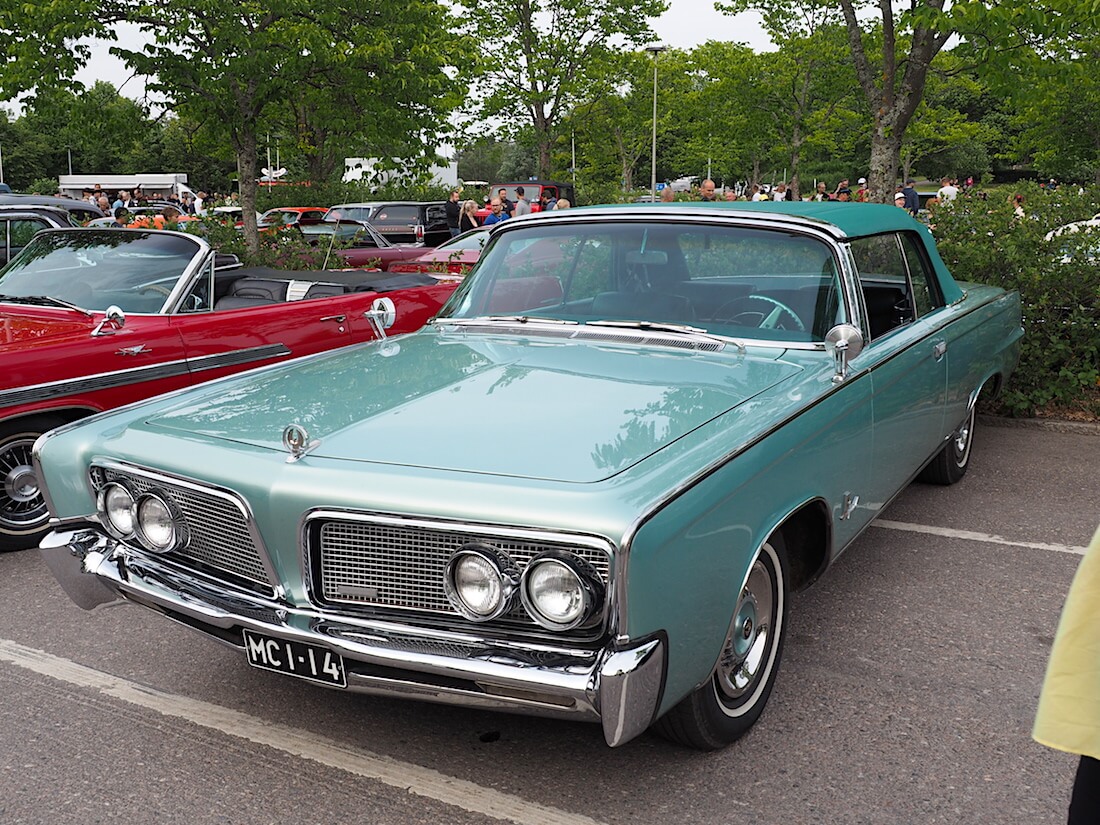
[0,204,80,266]
[0,194,103,223]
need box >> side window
[899,232,944,317]
[10,219,48,248]
[179,259,216,313]
[849,233,916,340]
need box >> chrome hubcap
[1,436,47,529]
[953,410,974,464]
[716,558,774,701]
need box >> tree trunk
[868,131,902,205]
[235,129,260,256]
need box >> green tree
[0,0,465,252]
[458,0,667,180]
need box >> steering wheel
[714,294,805,332]
[137,284,174,298]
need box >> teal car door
[850,232,949,505]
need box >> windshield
[437,229,490,252]
[440,220,847,343]
[324,205,376,223]
[0,229,203,313]
[491,185,552,202]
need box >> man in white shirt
[937,177,960,202]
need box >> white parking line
[873,519,1088,556]
[0,639,608,825]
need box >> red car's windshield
[0,230,203,313]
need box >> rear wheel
[919,404,976,485]
[654,532,789,750]
[0,415,68,552]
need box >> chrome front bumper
[40,527,665,747]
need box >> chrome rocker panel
[40,527,665,747]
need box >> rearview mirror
[91,305,126,337]
[824,324,864,383]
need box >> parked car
[0,227,457,551]
[0,204,80,265]
[475,180,575,221]
[0,193,103,223]
[300,219,437,270]
[388,227,490,275]
[36,203,1022,749]
[1043,215,1100,275]
[323,202,450,247]
[258,207,328,228]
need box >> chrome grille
[92,465,270,589]
[314,517,610,630]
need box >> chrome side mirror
[824,324,864,383]
[91,305,126,337]
[363,297,396,340]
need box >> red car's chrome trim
[0,344,291,407]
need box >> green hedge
[932,184,1100,417]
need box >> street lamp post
[645,45,666,203]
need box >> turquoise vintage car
[35,203,1022,749]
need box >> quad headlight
[443,543,520,621]
[520,552,604,631]
[134,493,184,553]
[98,482,136,538]
[96,482,186,553]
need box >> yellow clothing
[1034,525,1100,759]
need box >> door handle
[932,341,947,359]
[320,314,347,323]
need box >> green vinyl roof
[577,200,924,239]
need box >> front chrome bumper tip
[38,527,667,747]
[39,528,126,611]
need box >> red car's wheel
[0,415,69,552]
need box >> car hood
[0,307,94,347]
[143,329,802,483]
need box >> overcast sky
[68,2,773,104]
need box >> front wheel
[653,532,789,750]
[918,404,976,485]
[0,415,69,552]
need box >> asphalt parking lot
[1,419,1097,825]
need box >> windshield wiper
[434,315,578,326]
[0,294,93,316]
[585,319,709,335]
[584,319,745,351]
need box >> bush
[932,183,1100,418]
[186,216,341,270]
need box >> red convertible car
[0,228,457,551]
[299,219,436,270]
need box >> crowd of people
[66,184,238,227]
[443,185,570,236]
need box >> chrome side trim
[0,344,291,407]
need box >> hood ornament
[282,423,320,463]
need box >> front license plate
[243,630,347,687]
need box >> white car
[1044,213,1100,262]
